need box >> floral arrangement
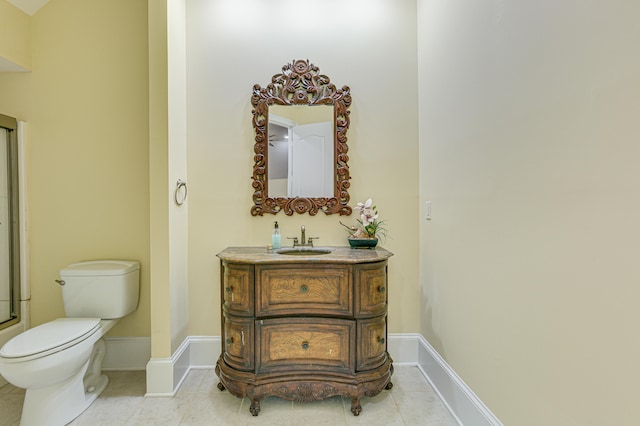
[340,198,388,241]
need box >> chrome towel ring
[174,179,187,206]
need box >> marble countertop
[217,246,393,264]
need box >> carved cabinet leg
[350,398,362,416]
[249,398,261,416]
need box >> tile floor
[0,366,459,425]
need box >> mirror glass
[250,59,352,216]
[268,105,334,198]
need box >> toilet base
[20,368,109,426]
[19,339,110,426]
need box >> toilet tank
[60,260,140,319]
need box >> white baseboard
[144,336,221,396]
[136,334,501,425]
[188,335,221,367]
[144,337,190,396]
[103,337,151,371]
[417,334,503,426]
[388,333,421,364]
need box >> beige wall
[147,0,172,357]
[0,0,30,70]
[9,0,639,423]
[418,1,640,424]
[0,0,150,337]
[185,0,420,336]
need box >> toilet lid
[0,318,101,360]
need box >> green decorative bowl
[348,238,378,249]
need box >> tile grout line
[388,390,408,425]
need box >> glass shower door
[0,114,19,330]
[0,128,11,323]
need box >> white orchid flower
[343,197,386,240]
[355,198,373,212]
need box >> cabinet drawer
[357,315,387,371]
[256,264,352,317]
[222,261,254,317]
[223,315,254,371]
[256,317,355,373]
[354,261,388,318]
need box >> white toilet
[0,260,140,426]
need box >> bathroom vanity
[215,246,393,416]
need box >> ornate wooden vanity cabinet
[215,246,394,416]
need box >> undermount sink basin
[275,247,332,256]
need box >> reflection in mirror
[268,105,334,198]
[251,59,352,216]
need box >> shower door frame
[0,114,20,331]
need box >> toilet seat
[0,318,101,361]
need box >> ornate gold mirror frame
[250,59,352,216]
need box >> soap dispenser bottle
[272,221,281,249]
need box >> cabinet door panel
[354,261,388,318]
[223,315,255,371]
[257,264,352,317]
[257,317,355,373]
[357,315,387,371]
[222,262,254,317]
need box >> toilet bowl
[0,260,140,426]
[0,318,117,425]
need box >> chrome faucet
[289,225,318,247]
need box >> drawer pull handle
[378,337,385,344]
[226,337,234,345]
[225,286,232,292]
[300,285,309,293]
[378,286,386,293]
[301,341,309,350]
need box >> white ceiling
[8,0,49,15]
